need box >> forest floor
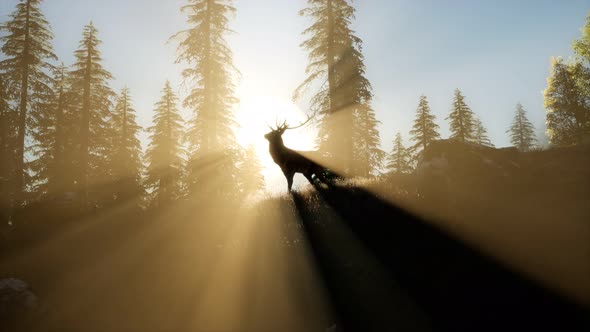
[1,175,589,331]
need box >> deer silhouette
[264,117,332,191]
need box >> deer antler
[285,114,312,130]
[268,114,313,132]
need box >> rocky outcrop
[416,139,590,201]
[414,139,590,307]
[0,278,39,330]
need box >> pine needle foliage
[0,0,57,198]
[508,103,536,151]
[29,64,78,194]
[446,89,476,143]
[70,22,115,204]
[295,0,382,176]
[172,0,240,198]
[109,87,143,204]
[409,95,440,152]
[386,132,413,175]
[145,81,185,205]
[473,117,494,147]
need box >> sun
[235,95,317,191]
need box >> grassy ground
[1,172,589,331]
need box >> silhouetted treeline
[0,0,266,223]
[1,1,589,219]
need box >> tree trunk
[14,0,32,205]
[325,0,352,174]
[422,112,427,151]
[204,0,213,154]
[51,82,66,194]
[458,103,465,142]
[0,97,11,224]
[80,36,93,207]
[162,93,172,204]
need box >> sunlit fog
[0,1,589,331]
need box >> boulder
[0,278,39,330]
[416,139,514,201]
[414,140,590,307]
[416,139,590,202]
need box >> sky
[1,0,588,191]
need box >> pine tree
[409,95,440,152]
[508,103,536,151]
[0,0,57,201]
[29,64,77,194]
[473,117,494,147]
[0,77,15,222]
[109,87,143,204]
[544,58,590,146]
[238,145,265,195]
[386,132,412,175]
[70,22,115,205]
[295,0,381,176]
[172,0,240,198]
[0,80,11,185]
[145,81,185,206]
[446,89,476,143]
[353,104,385,176]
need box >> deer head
[264,116,312,144]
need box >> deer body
[265,120,328,191]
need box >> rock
[415,139,513,201]
[0,278,39,329]
[416,139,590,201]
[326,323,339,332]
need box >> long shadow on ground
[291,184,589,332]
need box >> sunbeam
[1,1,589,331]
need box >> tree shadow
[291,184,589,332]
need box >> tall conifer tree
[0,0,57,200]
[295,0,381,176]
[238,145,265,194]
[386,132,412,175]
[29,64,77,194]
[409,95,440,152]
[447,89,476,143]
[0,80,11,185]
[0,78,15,222]
[109,87,143,204]
[172,0,240,198]
[353,104,384,176]
[145,81,185,205]
[473,118,494,147]
[508,103,536,151]
[70,22,115,205]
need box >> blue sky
[1,0,588,189]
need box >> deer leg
[284,170,295,192]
